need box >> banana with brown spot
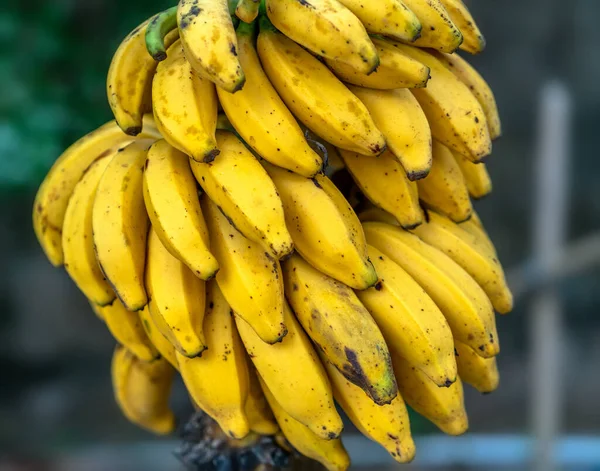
[439,0,485,54]
[451,149,492,199]
[401,0,463,52]
[455,340,500,393]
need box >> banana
[257,20,386,157]
[336,0,421,41]
[62,155,115,306]
[322,356,415,464]
[93,139,154,311]
[143,140,219,280]
[95,299,159,362]
[202,196,287,344]
[236,302,343,440]
[392,351,468,435]
[339,148,423,229]
[146,228,207,357]
[417,140,472,222]
[363,222,499,357]
[264,162,377,290]
[439,0,485,54]
[190,131,293,259]
[358,203,402,226]
[138,305,179,370]
[145,7,178,61]
[112,345,176,435]
[217,21,322,177]
[325,37,430,90]
[153,40,219,162]
[459,210,497,256]
[349,86,432,181]
[431,51,501,139]
[412,211,513,313]
[402,0,463,52]
[455,340,500,393]
[235,0,260,23]
[451,149,492,199]
[177,280,250,439]
[283,254,397,406]
[265,0,378,74]
[33,119,158,267]
[245,365,279,435]
[357,245,457,386]
[260,378,350,471]
[177,0,245,93]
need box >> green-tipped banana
[146,7,178,61]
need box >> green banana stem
[146,6,178,61]
[236,15,257,36]
[216,113,236,133]
[258,0,267,17]
[258,12,277,33]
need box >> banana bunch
[33,0,511,469]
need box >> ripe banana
[235,0,260,23]
[143,139,219,280]
[283,254,397,406]
[439,0,485,54]
[357,203,402,226]
[260,378,350,471]
[459,210,497,256]
[177,280,250,439]
[94,299,159,362]
[322,356,415,464]
[257,21,386,157]
[146,228,207,357]
[349,86,432,181]
[190,131,293,259]
[336,0,421,42]
[145,7,178,61]
[202,196,287,344]
[177,0,245,93]
[245,365,279,435]
[402,0,463,52]
[236,302,343,440]
[326,37,430,90]
[363,222,499,357]
[357,245,458,386]
[138,305,179,370]
[451,149,492,199]
[217,21,322,177]
[392,352,468,435]
[93,139,153,311]
[153,40,219,162]
[62,155,115,306]
[265,0,378,74]
[263,162,377,290]
[112,345,175,435]
[417,140,472,222]
[455,340,500,393]
[412,211,513,313]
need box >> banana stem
[146,6,178,61]
[258,12,277,33]
[236,15,257,36]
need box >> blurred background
[1,0,599,469]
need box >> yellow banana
[94,299,159,362]
[451,149,492,199]
[146,228,207,357]
[283,254,397,406]
[153,40,219,162]
[358,203,402,226]
[349,86,432,181]
[265,0,378,74]
[322,356,415,464]
[143,140,219,280]
[235,0,260,23]
[260,378,350,471]
[138,305,179,370]
[431,51,501,139]
[62,155,115,306]
[202,196,287,344]
[190,131,293,259]
[245,365,279,435]
[257,22,386,157]
[357,245,457,386]
[455,340,500,393]
[93,139,154,311]
[363,222,499,357]
[392,351,468,435]
[112,345,175,435]
[336,0,421,41]
[177,0,245,93]
[417,140,472,222]
[177,280,250,439]
[33,118,158,267]
[412,211,513,313]
[402,0,462,52]
[325,37,430,90]
[236,302,343,440]
[264,162,377,290]
[439,0,485,54]
[217,21,322,177]
[459,210,497,256]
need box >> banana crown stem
[146,6,178,61]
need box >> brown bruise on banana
[408,0,463,53]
